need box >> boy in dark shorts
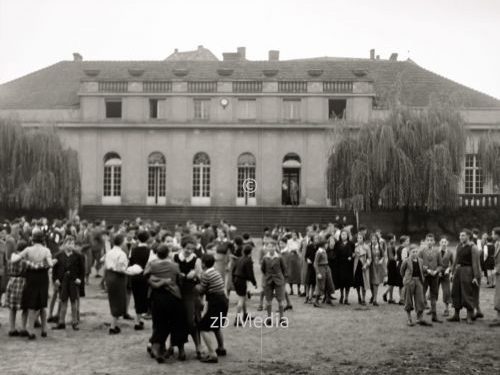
[232,245,257,326]
[197,254,229,363]
[261,240,287,324]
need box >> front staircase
[80,205,355,236]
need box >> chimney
[73,52,83,62]
[174,48,178,53]
[237,47,246,60]
[389,53,398,61]
[376,55,380,60]
[268,50,280,61]
[369,49,375,60]
[198,45,203,50]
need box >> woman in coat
[369,233,386,306]
[285,231,303,295]
[333,230,354,304]
[353,233,370,305]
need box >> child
[484,236,495,288]
[261,241,287,323]
[490,227,500,327]
[419,233,443,323]
[197,254,229,363]
[353,233,370,305]
[232,245,257,326]
[400,244,432,327]
[438,236,454,317]
[313,238,334,307]
[5,241,29,336]
[52,237,85,331]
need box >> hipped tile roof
[0,58,498,109]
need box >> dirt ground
[1,246,499,375]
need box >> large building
[1,46,500,214]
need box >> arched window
[282,153,301,206]
[147,152,166,205]
[103,152,121,204]
[237,152,256,206]
[192,152,211,205]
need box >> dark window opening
[328,99,346,120]
[106,100,122,118]
[149,99,158,119]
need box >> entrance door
[236,152,257,206]
[147,152,166,205]
[282,168,300,206]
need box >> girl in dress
[313,238,334,307]
[286,231,303,295]
[128,230,151,330]
[304,234,319,304]
[6,241,29,336]
[383,234,400,304]
[333,230,354,304]
[369,233,386,306]
[353,234,370,305]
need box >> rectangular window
[105,100,122,119]
[464,154,483,194]
[238,99,256,121]
[329,99,347,120]
[194,99,210,120]
[149,99,165,119]
[103,166,112,196]
[283,99,301,121]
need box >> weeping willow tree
[327,98,467,231]
[478,133,500,192]
[0,118,80,214]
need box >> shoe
[18,330,29,337]
[134,323,144,331]
[178,349,186,361]
[215,348,227,356]
[475,312,484,319]
[447,314,460,322]
[34,321,41,328]
[41,331,47,338]
[388,300,396,304]
[27,333,36,340]
[313,302,321,308]
[398,301,404,306]
[52,324,66,330]
[443,309,449,317]
[344,300,350,305]
[407,320,415,327]
[284,305,293,311]
[72,323,79,331]
[123,314,134,320]
[199,355,218,363]
[325,300,333,305]
[369,296,374,304]
[432,315,443,323]
[303,298,309,304]
[47,316,59,323]
[109,327,120,335]
[196,351,202,360]
[95,274,102,278]
[373,302,379,307]
[8,330,19,337]
[151,343,165,363]
[417,320,432,327]
[257,305,263,311]
[382,294,387,302]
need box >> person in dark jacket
[129,230,152,330]
[232,245,257,326]
[261,241,287,323]
[52,237,85,331]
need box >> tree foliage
[0,118,80,212]
[478,133,500,192]
[327,100,467,212]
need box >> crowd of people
[0,216,499,364]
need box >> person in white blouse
[104,233,130,334]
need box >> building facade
[1,47,500,210]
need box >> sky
[0,0,499,99]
